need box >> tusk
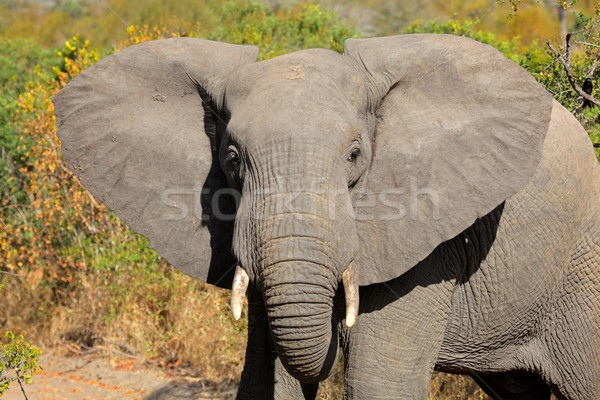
[230,264,249,321]
[342,262,359,327]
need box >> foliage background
[1,0,600,398]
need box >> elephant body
[235,101,600,400]
[340,102,600,399]
[53,34,600,399]
[441,102,600,398]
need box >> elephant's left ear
[344,34,553,286]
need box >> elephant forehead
[225,48,366,111]
[225,49,367,147]
[227,99,357,151]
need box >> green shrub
[0,284,42,397]
[206,1,356,57]
[0,38,56,205]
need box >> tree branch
[0,271,24,276]
[575,41,600,48]
[565,33,572,69]
[546,40,600,109]
[567,21,598,37]
[588,46,600,78]
[17,377,29,400]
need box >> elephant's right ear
[53,38,258,288]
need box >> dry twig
[587,46,600,78]
[96,344,139,359]
[0,271,24,276]
[95,336,139,357]
[61,337,140,359]
[17,377,29,400]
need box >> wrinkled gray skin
[53,34,600,399]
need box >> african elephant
[53,34,600,399]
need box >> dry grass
[315,363,487,399]
[429,372,488,399]
[1,264,247,386]
[2,265,488,398]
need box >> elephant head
[53,34,552,383]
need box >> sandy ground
[2,349,238,400]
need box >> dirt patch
[2,349,238,400]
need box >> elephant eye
[346,141,365,189]
[226,146,240,169]
[222,144,242,185]
[348,147,361,162]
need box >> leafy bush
[0,38,56,205]
[539,7,600,135]
[206,1,354,57]
[122,1,356,58]
[0,284,42,397]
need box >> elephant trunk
[233,168,358,382]
[262,258,338,383]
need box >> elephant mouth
[230,261,359,328]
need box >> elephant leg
[471,371,551,400]
[237,284,276,399]
[274,357,319,400]
[540,318,600,400]
[341,259,456,400]
[237,285,317,400]
[537,231,600,400]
